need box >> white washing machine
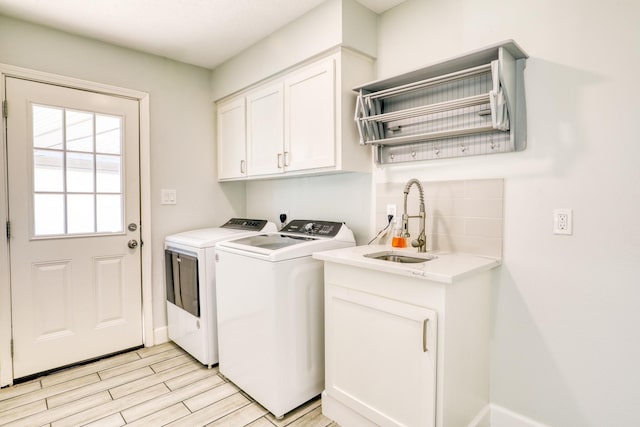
[215,219,355,418]
[164,218,276,367]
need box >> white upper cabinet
[216,48,373,181]
[216,97,246,180]
[246,82,284,177]
[284,57,335,173]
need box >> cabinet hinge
[2,100,7,119]
[6,220,10,239]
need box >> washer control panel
[281,220,343,237]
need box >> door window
[32,104,124,237]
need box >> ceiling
[0,0,405,69]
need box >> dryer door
[165,249,200,317]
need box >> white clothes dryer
[164,218,276,367]
[215,220,355,417]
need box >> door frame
[0,63,153,387]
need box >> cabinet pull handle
[423,318,429,352]
[284,151,290,167]
[277,153,283,168]
[240,159,246,174]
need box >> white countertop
[312,245,501,284]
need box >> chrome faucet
[401,178,427,252]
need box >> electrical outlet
[386,204,397,220]
[553,208,572,235]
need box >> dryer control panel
[281,220,344,237]
[221,218,269,231]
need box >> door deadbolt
[128,223,138,231]
[127,240,138,249]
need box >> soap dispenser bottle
[391,223,407,248]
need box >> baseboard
[467,404,491,427]
[153,326,169,346]
[473,404,550,427]
[324,398,548,427]
[321,391,377,427]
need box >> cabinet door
[325,285,437,427]
[217,97,246,180]
[284,58,335,172]
[246,83,284,176]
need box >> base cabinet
[326,285,437,427]
[322,262,491,427]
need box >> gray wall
[0,14,245,338]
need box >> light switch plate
[161,189,177,205]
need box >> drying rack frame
[354,40,528,164]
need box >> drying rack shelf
[354,40,528,164]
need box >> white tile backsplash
[375,178,504,258]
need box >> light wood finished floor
[0,342,337,426]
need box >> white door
[325,285,438,427]
[246,82,283,177]
[217,96,246,180]
[284,57,336,172]
[5,77,143,379]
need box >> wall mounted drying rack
[354,40,528,164]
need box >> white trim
[138,94,154,349]
[0,70,12,387]
[489,404,551,427]
[466,404,552,427]
[0,63,147,100]
[324,396,551,427]
[0,63,153,386]
[467,404,491,427]
[153,326,169,345]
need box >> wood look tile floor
[0,342,337,427]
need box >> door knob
[127,240,138,249]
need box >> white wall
[0,15,245,346]
[210,0,342,102]
[210,0,377,101]
[375,0,640,425]
[245,173,372,244]
[212,0,377,244]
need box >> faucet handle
[411,235,427,252]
